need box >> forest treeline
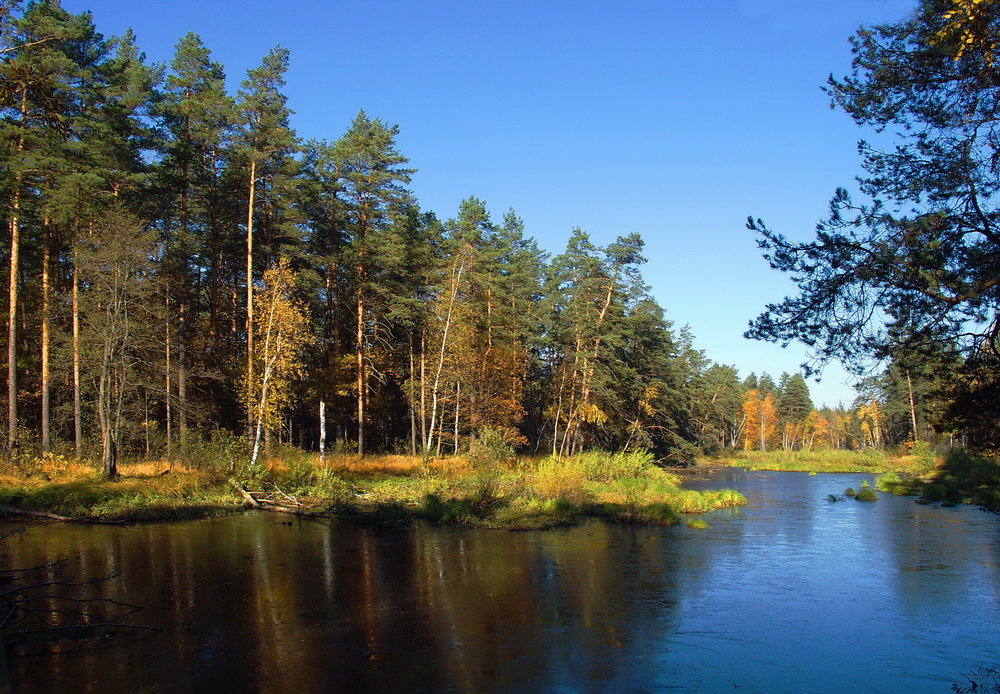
[0,2,961,476]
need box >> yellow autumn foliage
[932,0,999,63]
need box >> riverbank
[708,448,930,474]
[709,447,1000,511]
[0,451,746,529]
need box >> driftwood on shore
[230,481,330,518]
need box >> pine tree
[232,46,298,406]
[157,32,234,445]
[329,111,414,453]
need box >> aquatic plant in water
[855,479,877,501]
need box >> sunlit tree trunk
[906,368,919,442]
[72,253,82,457]
[6,93,26,451]
[178,303,187,447]
[6,174,20,450]
[40,223,51,452]
[408,342,417,456]
[453,380,460,453]
[419,330,427,449]
[245,158,256,399]
[165,298,172,458]
[355,289,365,454]
[319,400,326,463]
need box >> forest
[0,1,981,480]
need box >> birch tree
[241,259,311,468]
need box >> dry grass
[327,454,470,478]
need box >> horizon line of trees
[0,2,965,478]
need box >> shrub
[974,488,1000,511]
[578,450,657,482]
[422,494,473,523]
[911,440,937,469]
[311,468,355,505]
[467,428,516,503]
[176,430,248,474]
[922,484,948,502]
[876,472,900,492]
[855,485,877,501]
[638,502,680,525]
[532,457,590,505]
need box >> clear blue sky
[64,0,917,408]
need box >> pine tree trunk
[355,291,365,455]
[6,95,26,452]
[178,304,188,447]
[165,301,172,458]
[408,341,417,456]
[419,330,427,450]
[245,158,257,395]
[72,253,82,457]
[453,380,460,453]
[6,178,20,450]
[40,224,51,453]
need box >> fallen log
[230,480,263,508]
[230,481,329,518]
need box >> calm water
[3,470,999,693]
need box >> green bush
[467,428,516,503]
[578,450,656,482]
[973,487,1000,511]
[855,485,877,501]
[311,468,355,505]
[922,484,947,502]
[422,493,473,523]
[875,472,900,492]
[638,502,680,525]
[176,430,248,473]
[911,440,937,469]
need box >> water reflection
[3,470,999,693]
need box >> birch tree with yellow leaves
[241,259,312,467]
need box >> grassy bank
[0,450,746,528]
[710,447,934,475]
[0,460,242,522]
[711,446,1000,512]
[874,449,1000,511]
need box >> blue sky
[64,0,917,407]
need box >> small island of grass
[0,446,746,530]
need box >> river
[3,470,999,692]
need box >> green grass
[0,478,241,522]
[711,447,940,475]
[0,449,748,529]
[854,480,878,501]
